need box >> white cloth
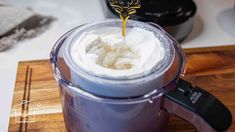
[0,5,55,51]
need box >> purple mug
[50,19,232,132]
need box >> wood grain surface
[8,45,235,132]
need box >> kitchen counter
[1,0,235,131]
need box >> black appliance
[106,0,197,42]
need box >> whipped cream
[71,27,165,78]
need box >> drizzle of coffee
[109,0,141,37]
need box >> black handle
[163,79,232,131]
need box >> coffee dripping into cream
[109,0,141,37]
[70,0,165,73]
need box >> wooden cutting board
[8,45,235,132]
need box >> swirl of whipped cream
[70,26,165,78]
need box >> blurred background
[0,0,235,131]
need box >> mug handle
[163,79,232,131]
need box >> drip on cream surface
[71,26,165,78]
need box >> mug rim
[50,19,185,103]
[62,19,175,85]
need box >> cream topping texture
[71,27,165,78]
